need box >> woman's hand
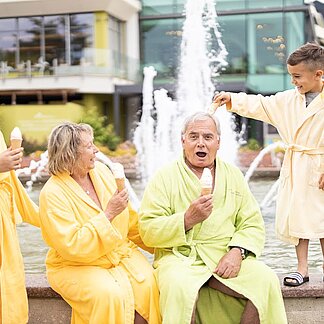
[104,188,129,221]
[0,147,23,173]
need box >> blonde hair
[47,122,93,175]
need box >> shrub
[239,138,261,151]
[22,138,47,156]
[79,107,121,150]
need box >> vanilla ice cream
[200,167,213,195]
[208,101,221,115]
[111,162,125,191]
[10,127,23,149]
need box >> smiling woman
[37,122,161,324]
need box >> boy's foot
[283,272,309,287]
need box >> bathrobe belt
[282,144,324,181]
[108,244,146,283]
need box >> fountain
[134,0,237,182]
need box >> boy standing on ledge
[213,42,324,287]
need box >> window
[109,15,124,71]
[217,15,247,74]
[18,17,42,65]
[141,18,184,82]
[44,15,66,65]
[141,0,186,16]
[70,13,94,65]
[0,19,17,67]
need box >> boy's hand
[212,91,232,107]
[319,173,324,190]
[0,148,23,172]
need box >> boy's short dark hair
[287,42,324,70]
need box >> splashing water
[244,141,285,183]
[16,151,49,192]
[134,0,238,182]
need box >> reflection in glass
[109,15,125,74]
[18,17,42,65]
[0,32,17,67]
[44,15,66,65]
[218,15,247,75]
[141,0,186,16]
[70,13,94,65]
[250,12,286,74]
[141,18,184,82]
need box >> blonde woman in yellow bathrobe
[39,122,161,324]
[0,130,39,323]
[213,42,324,287]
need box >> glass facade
[140,0,309,93]
[141,0,186,15]
[0,13,94,69]
[141,18,184,82]
[0,12,133,80]
[109,15,124,72]
[0,19,17,68]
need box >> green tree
[79,107,121,150]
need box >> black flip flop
[283,272,309,287]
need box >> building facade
[0,0,320,146]
[139,0,315,145]
[0,0,141,144]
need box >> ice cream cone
[115,177,125,191]
[208,101,221,115]
[201,187,212,195]
[200,168,213,195]
[10,138,23,149]
[10,127,23,149]
[111,163,125,192]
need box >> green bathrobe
[139,156,287,324]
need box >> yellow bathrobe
[0,131,39,323]
[39,161,161,324]
[228,87,324,245]
[139,156,287,324]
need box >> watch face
[240,248,246,259]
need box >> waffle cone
[201,187,212,195]
[115,178,125,192]
[10,139,22,149]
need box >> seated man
[139,112,287,324]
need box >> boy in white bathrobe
[213,42,324,287]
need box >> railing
[0,49,140,82]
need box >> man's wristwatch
[231,246,248,260]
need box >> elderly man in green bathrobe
[139,112,287,324]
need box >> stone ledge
[279,274,324,298]
[26,273,324,299]
[26,273,324,324]
[26,274,61,298]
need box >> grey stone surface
[26,273,324,323]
